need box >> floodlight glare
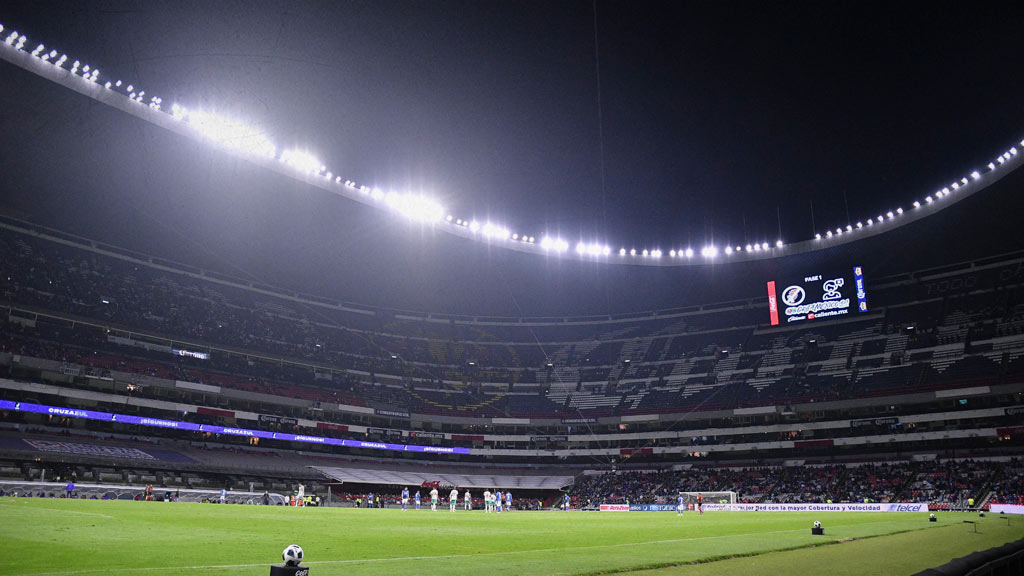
[896,207,903,214]
[630,248,636,256]
[670,250,677,257]
[971,171,980,180]
[620,248,626,256]
[191,111,276,158]
[815,233,821,240]
[685,248,694,258]
[776,240,783,248]
[724,246,732,255]
[385,193,445,222]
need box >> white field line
[9,522,920,576]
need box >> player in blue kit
[402,487,409,511]
[505,491,512,511]
[414,490,421,510]
[495,490,503,513]
[564,494,570,511]
[677,493,685,515]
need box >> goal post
[678,491,736,507]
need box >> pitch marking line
[9,525,900,576]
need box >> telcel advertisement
[767,266,868,326]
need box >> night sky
[1,1,1023,316]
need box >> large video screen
[767,266,868,326]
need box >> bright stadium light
[856,222,863,229]
[280,149,323,174]
[384,193,445,223]
[815,233,822,240]
[724,246,733,255]
[669,250,677,257]
[189,110,276,158]
[620,248,626,256]
[776,240,783,248]
[630,248,636,256]
[761,242,769,250]
[685,248,694,258]
[701,246,718,258]
[896,207,903,214]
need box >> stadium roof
[2,2,1024,313]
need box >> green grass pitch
[0,499,1021,576]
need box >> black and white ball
[929,513,936,519]
[813,520,822,529]
[282,544,304,566]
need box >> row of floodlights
[814,146,1022,241]
[5,22,1023,262]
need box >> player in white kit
[449,488,459,512]
[483,490,492,512]
[464,489,472,510]
[429,487,439,511]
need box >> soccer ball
[929,513,936,519]
[813,521,821,529]
[282,544,304,566]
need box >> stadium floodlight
[856,222,863,229]
[190,110,276,158]
[926,195,933,203]
[670,249,677,257]
[835,228,842,235]
[446,215,453,222]
[971,171,981,180]
[745,244,753,252]
[641,249,649,257]
[652,249,662,258]
[280,149,324,174]
[1012,148,1018,155]
[576,242,586,255]
[866,219,872,226]
[630,248,636,256]
[998,156,1006,164]
[701,246,718,258]
[896,207,903,214]
[761,242,769,250]
[826,231,833,238]
[988,163,996,170]
[913,201,921,208]
[385,193,445,223]
[886,211,894,219]
[511,233,518,240]
[724,246,733,255]
[951,182,960,190]
[776,240,783,248]
[685,248,694,258]
[846,225,852,232]
[620,248,626,256]
[753,243,761,251]
[876,216,884,223]
[942,187,950,195]
[468,221,480,232]
[815,233,821,240]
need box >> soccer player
[367,491,374,509]
[483,490,491,513]
[464,489,472,511]
[220,488,226,505]
[495,490,503,513]
[297,484,305,507]
[415,490,421,510]
[564,494,570,511]
[677,493,685,516]
[402,487,409,511]
[450,487,459,512]
[430,487,439,511]
[505,491,512,511]
[697,493,703,516]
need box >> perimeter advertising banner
[702,502,927,512]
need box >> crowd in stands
[568,459,1023,508]
[1,221,1024,421]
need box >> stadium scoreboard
[767,266,868,325]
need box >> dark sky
[1,1,1023,316]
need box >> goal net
[679,491,736,508]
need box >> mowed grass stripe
[1,499,1020,576]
